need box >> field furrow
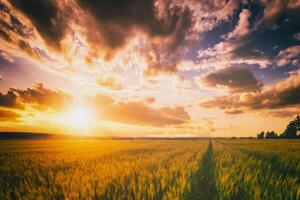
[184,141,218,200]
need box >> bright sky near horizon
[0,0,299,137]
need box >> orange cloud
[96,77,123,90]
[87,94,190,127]
[0,90,23,109]
[227,9,251,39]
[200,72,300,117]
[11,83,72,111]
[276,45,300,67]
[0,109,20,121]
[145,97,155,104]
[225,109,244,115]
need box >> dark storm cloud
[9,0,67,49]
[2,0,190,75]
[78,0,188,48]
[144,7,192,76]
[203,67,263,92]
[78,0,193,74]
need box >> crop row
[0,140,207,200]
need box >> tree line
[257,115,300,139]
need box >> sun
[65,103,94,133]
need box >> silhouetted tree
[257,131,265,139]
[265,131,278,139]
[280,115,300,139]
[256,115,300,139]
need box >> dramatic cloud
[202,67,263,92]
[0,108,20,121]
[0,90,23,109]
[0,2,27,38]
[276,45,300,67]
[176,0,239,32]
[11,83,72,111]
[87,94,190,127]
[227,9,251,39]
[200,71,300,115]
[76,0,193,75]
[0,0,300,136]
[197,8,272,70]
[8,0,67,49]
[0,1,40,59]
[78,0,186,48]
[144,7,192,76]
[260,0,300,25]
[195,0,300,72]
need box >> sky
[0,0,299,137]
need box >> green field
[0,139,299,200]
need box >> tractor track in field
[185,141,219,200]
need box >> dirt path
[185,141,219,200]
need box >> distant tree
[281,115,300,139]
[257,131,265,139]
[256,115,300,139]
[265,131,278,139]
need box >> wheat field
[0,139,299,200]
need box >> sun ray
[64,101,94,134]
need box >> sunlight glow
[65,103,94,133]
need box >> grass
[214,140,300,200]
[0,139,299,199]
